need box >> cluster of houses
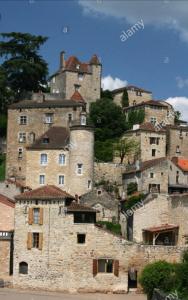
[0,51,188,293]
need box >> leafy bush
[97,221,121,235]
[127,182,138,195]
[123,193,145,211]
[139,261,176,299]
[0,154,6,181]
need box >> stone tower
[50,52,102,110]
[68,115,94,196]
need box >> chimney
[60,51,65,69]
[32,92,45,103]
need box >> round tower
[68,115,94,197]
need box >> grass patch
[0,154,6,181]
[97,221,121,235]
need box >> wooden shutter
[39,208,43,225]
[93,259,98,277]
[39,233,43,250]
[27,232,32,250]
[114,260,119,277]
[28,208,33,225]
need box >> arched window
[19,262,28,274]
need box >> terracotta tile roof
[127,122,166,133]
[143,224,179,233]
[124,100,167,111]
[124,157,167,175]
[112,85,152,95]
[89,54,100,65]
[27,127,69,150]
[70,91,85,102]
[15,185,74,200]
[0,194,15,208]
[65,56,90,73]
[9,99,84,110]
[172,157,188,172]
[67,202,96,212]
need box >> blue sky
[1,0,188,118]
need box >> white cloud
[79,0,188,42]
[166,97,188,121]
[176,76,188,89]
[101,75,127,91]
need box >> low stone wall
[94,162,126,186]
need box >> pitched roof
[27,127,69,150]
[9,99,84,110]
[15,185,74,200]
[112,85,152,95]
[80,190,118,209]
[0,194,15,208]
[143,224,179,233]
[172,157,188,172]
[67,202,96,212]
[65,56,90,73]
[124,100,167,111]
[70,91,85,102]
[89,54,100,65]
[124,157,167,175]
[126,122,166,133]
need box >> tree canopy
[0,32,48,111]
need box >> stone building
[112,85,152,107]
[6,92,85,185]
[166,124,188,158]
[13,185,187,293]
[25,121,94,196]
[80,188,119,222]
[122,123,166,163]
[130,193,188,246]
[0,194,14,279]
[124,100,174,126]
[50,51,101,108]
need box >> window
[176,171,179,184]
[59,175,65,185]
[44,113,53,124]
[150,173,154,178]
[19,116,27,125]
[40,154,47,165]
[150,137,160,145]
[19,262,28,274]
[77,163,83,175]
[81,115,86,125]
[77,234,86,244]
[74,84,80,91]
[52,76,56,83]
[68,114,72,122]
[32,233,39,248]
[136,91,142,96]
[150,117,157,125]
[33,208,40,224]
[74,213,96,224]
[18,148,23,159]
[176,146,181,153]
[97,190,102,195]
[39,175,45,185]
[152,149,156,157]
[18,132,26,143]
[78,73,84,81]
[133,100,136,106]
[29,132,35,143]
[88,180,92,189]
[98,259,113,273]
[59,154,65,165]
[42,137,49,144]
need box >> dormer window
[76,64,80,70]
[42,137,49,144]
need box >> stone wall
[0,201,14,231]
[113,90,152,107]
[0,240,11,278]
[167,126,188,159]
[94,162,126,187]
[0,181,21,200]
[13,200,187,293]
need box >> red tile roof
[65,56,90,73]
[0,194,15,208]
[15,185,74,200]
[143,224,179,233]
[127,122,166,133]
[89,54,100,65]
[67,202,96,212]
[172,157,188,172]
[70,91,85,102]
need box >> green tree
[89,98,128,142]
[121,88,129,107]
[0,32,48,106]
[94,140,114,162]
[101,89,113,100]
[0,114,7,137]
[127,109,145,129]
[174,110,181,124]
[113,137,139,164]
[139,261,177,299]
